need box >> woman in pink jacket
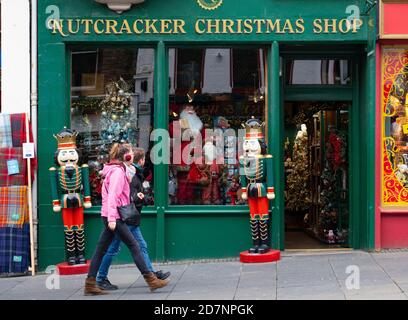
[84,143,168,295]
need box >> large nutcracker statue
[240,119,275,254]
[49,128,92,265]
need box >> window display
[382,48,408,205]
[168,48,266,205]
[70,48,155,205]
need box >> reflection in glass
[286,59,351,85]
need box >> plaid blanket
[0,114,13,148]
[0,224,30,274]
[10,113,35,148]
[10,114,37,182]
[0,186,29,228]
[0,148,26,187]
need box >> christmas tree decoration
[285,124,311,211]
[98,78,137,158]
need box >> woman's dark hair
[109,143,132,162]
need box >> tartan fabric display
[0,223,30,274]
[10,113,35,148]
[10,113,37,182]
[0,114,13,148]
[0,148,26,187]
[0,186,29,228]
[0,114,34,274]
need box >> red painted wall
[381,213,408,248]
[383,3,408,36]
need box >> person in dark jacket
[96,147,170,290]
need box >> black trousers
[87,217,149,278]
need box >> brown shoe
[143,272,169,292]
[84,277,109,296]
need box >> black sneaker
[96,278,118,291]
[155,270,171,280]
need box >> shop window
[382,47,408,205]
[286,59,351,85]
[169,47,266,206]
[70,48,155,206]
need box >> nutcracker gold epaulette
[254,155,273,159]
[239,155,273,159]
[49,167,56,171]
[81,164,89,168]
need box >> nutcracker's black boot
[75,229,86,265]
[258,219,270,254]
[65,230,77,265]
[249,220,260,253]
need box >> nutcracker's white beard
[180,110,203,136]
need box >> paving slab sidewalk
[0,251,407,300]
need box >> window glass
[382,48,408,205]
[168,47,267,205]
[286,59,351,85]
[71,48,155,206]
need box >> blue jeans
[96,225,154,283]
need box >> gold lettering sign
[49,18,363,37]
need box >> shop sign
[49,17,363,37]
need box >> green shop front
[37,0,377,270]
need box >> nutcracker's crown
[54,127,78,150]
[243,118,264,139]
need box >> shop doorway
[283,101,350,249]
